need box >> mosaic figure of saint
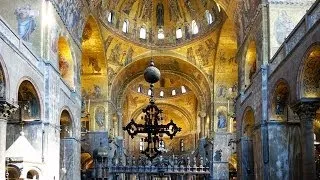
[217,112,227,128]
[157,3,164,27]
[95,107,105,127]
[14,5,37,41]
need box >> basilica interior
[0,0,319,179]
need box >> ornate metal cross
[123,61,181,160]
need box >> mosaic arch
[270,79,290,121]
[299,43,320,98]
[58,37,75,87]
[110,56,211,109]
[17,80,41,121]
[81,15,107,132]
[244,40,257,89]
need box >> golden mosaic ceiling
[99,0,225,49]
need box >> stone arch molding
[0,53,10,100]
[298,42,320,99]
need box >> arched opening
[107,11,114,23]
[6,165,20,179]
[26,169,39,179]
[241,107,255,179]
[158,28,165,39]
[60,110,72,138]
[81,16,107,132]
[58,37,75,88]
[81,152,94,179]
[122,19,129,33]
[271,80,290,121]
[300,44,320,98]
[191,20,199,35]
[16,80,41,121]
[176,28,182,39]
[60,109,72,179]
[139,26,146,39]
[244,41,257,89]
[205,10,213,25]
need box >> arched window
[140,27,146,39]
[158,28,165,39]
[139,138,145,151]
[176,28,182,39]
[171,89,176,96]
[181,86,187,93]
[205,10,213,24]
[191,20,199,35]
[122,20,129,33]
[137,85,142,93]
[107,12,113,23]
[148,89,152,96]
[160,90,164,97]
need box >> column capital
[292,101,320,122]
[198,111,206,118]
[0,101,18,120]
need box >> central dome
[99,0,224,49]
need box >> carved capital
[0,101,18,120]
[292,101,320,122]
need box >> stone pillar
[293,102,319,180]
[117,111,123,137]
[199,112,206,138]
[0,102,17,179]
[0,118,7,179]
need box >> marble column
[293,101,320,180]
[117,111,123,137]
[0,102,17,179]
[199,112,206,138]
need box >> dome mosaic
[99,0,224,49]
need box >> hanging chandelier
[123,61,181,160]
